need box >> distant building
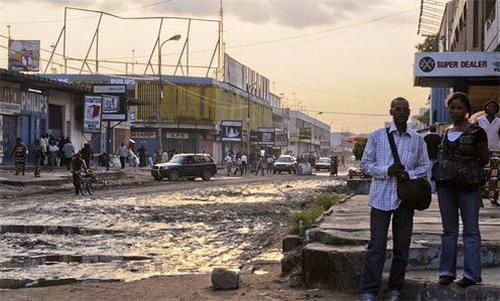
[285,110,330,157]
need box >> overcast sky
[0,0,429,133]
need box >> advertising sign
[320,140,331,150]
[224,54,270,101]
[93,85,127,121]
[8,40,40,72]
[259,127,275,145]
[249,130,260,143]
[83,95,102,133]
[414,52,500,78]
[166,132,189,139]
[0,86,22,115]
[299,127,312,140]
[221,120,242,142]
[131,131,156,139]
[275,130,288,147]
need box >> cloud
[11,0,386,28]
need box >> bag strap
[385,127,401,164]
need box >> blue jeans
[359,206,414,299]
[437,187,482,282]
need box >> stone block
[211,268,239,290]
[283,235,303,253]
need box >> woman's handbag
[432,129,484,185]
[386,129,432,211]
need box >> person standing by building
[240,153,248,175]
[47,140,59,170]
[118,143,128,169]
[11,138,27,176]
[224,153,233,176]
[255,155,265,176]
[62,138,75,171]
[358,97,430,301]
[39,134,48,166]
[433,92,489,288]
[32,139,43,177]
[477,100,500,206]
[161,149,169,163]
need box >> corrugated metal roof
[0,69,89,93]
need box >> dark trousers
[359,206,414,298]
[120,157,126,169]
[241,162,247,175]
[72,173,81,194]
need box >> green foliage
[416,109,430,126]
[289,194,344,235]
[415,35,439,52]
[353,140,367,161]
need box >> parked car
[151,154,217,181]
[315,157,331,171]
[273,155,297,174]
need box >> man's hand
[398,171,410,181]
[388,163,405,177]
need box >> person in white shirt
[161,150,169,163]
[240,153,248,175]
[224,154,233,176]
[118,143,128,169]
[477,100,500,153]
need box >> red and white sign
[414,52,500,78]
[131,131,156,139]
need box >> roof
[0,69,90,93]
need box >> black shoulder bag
[386,128,431,211]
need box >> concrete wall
[48,89,85,150]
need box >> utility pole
[6,25,11,39]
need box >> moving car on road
[315,157,331,171]
[273,155,297,174]
[151,154,217,181]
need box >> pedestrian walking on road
[161,149,169,163]
[32,139,44,177]
[80,143,94,169]
[11,137,27,176]
[255,156,265,176]
[266,155,274,173]
[433,92,489,288]
[330,155,339,176]
[119,143,128,169]
[358,97,430,301]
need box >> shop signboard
[275,130,288,147]
[299,127,312,140]
[83,95,102,133]
[0,86,22,115]
[249,130,260,143]
[414,52,500,78]
[259,127,275,145]
[320,140,331,150]
[166,132,189,139]
[93,85,127,121]
[221,120,242,142]
[131,131,156,139]
[8,40,40,72]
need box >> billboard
[224,54,270,101]
[259,127,275,145]
[93,85,127,121]
[83,95,102,133]
[299,127,312,140]
[320,140,331,150]
[8,40,40,72]
[249,131,260,143]
[275,130,288,147]
[221,120,242,142]
[414,52,500,78]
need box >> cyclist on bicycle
[71,152,88,195]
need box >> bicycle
[77,170,107,195]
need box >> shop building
[0,69,87,164]
[285,110,330,157]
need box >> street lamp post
[157,34,181,153]
[246,82,258,156]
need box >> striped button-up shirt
[361,123,430,211]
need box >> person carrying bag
[386,128,432,211]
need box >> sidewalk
[302,194,500,300]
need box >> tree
[353,139,367,161]
[416,109,430,127]
[415,35,439,52]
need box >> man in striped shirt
[358,97,430,301]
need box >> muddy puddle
[0,178,340,289]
